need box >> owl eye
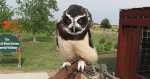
[63,15,71,25]
[77,17,88,26]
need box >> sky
[6,0,150,25]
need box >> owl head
[61,4,93,35]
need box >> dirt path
[0,72,49,79]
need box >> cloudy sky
[6,0,150,25]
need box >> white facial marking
[66,12,73,28]
[75,14,86,28]
[75,14,86,21]
[64,27,86,35]
[64,12,88,35]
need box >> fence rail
[99,64,120,79]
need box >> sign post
[0,34,21,68]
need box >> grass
[0,33,63,72]
[92,28,118,54]
[0,27,118,72]
[92,28,118,72]
[21,41,63,71]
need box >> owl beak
[73,25,76,32]
[72,20,76,32]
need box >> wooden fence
[99,64,120,79]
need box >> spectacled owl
[56,4,98,72]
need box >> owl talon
[61,62,71,68]
[77,60,86,72]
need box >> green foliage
[92,32,117,54]
[100,18,112,29]
[16,0,58,42]
[0,0,13,32]
[46,21,56,37]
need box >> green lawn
[0,33,63,72]
[0,28,118,72]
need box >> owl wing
[88,29,94,48]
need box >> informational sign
[0,34,21,68]
[0,34,20,52]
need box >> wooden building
[117,7,150,79]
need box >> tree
[16,0,58,43]
[46,21,56,37]
[100,18,112,29]
[0,0,13,32]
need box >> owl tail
[73,45,98,63]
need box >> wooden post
[16,47,21,68]
[16,34,21,68]
[49,63,82,79]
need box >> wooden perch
[49,63,121,79]
[49,63,82,79]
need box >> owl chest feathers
[57,32,90,50]
[57,32,98,63]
